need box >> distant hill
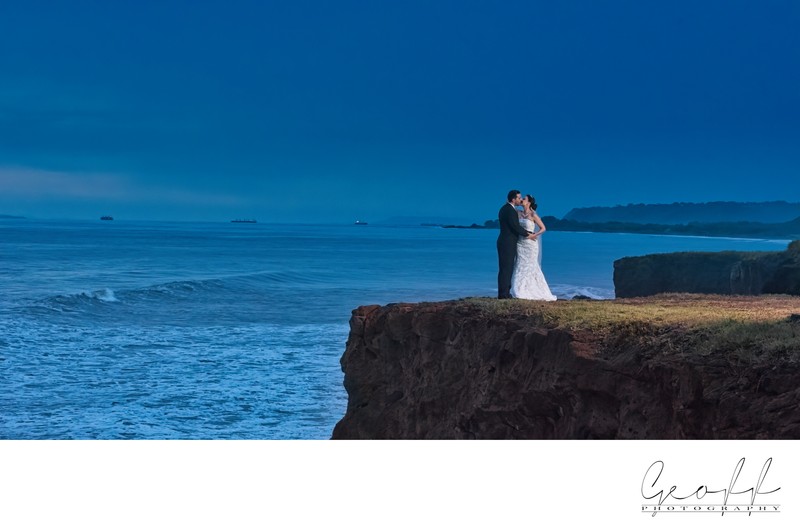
[563,201,800,224]
[540,215,800,239]
[0,214,26,219]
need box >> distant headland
[564,201,800,225]
[444,201,800,239]
[0,214,26,219]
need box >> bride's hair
[525,195,538,212]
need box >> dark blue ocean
[0,219,790,439]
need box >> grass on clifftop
[463,294,800,364]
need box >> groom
[497,190,535,299]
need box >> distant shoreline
[437,217,800,241]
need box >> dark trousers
[497,237,517,299]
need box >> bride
[510,195,557,301]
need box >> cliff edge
[614,240,800,298]
[332,295,800,439]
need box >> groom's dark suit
[497,203,531,299]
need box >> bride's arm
[532,213,547,237]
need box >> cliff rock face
[332,299,800,439]
[614,241,800,298]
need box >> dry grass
[461,294,800,364]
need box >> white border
[1,440,797,531]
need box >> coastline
[542,229,792,243]
[440,211,800,241]
[440,224,799,242]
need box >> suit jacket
[497,203,531,246]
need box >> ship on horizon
[100,215,114,221]
[231,219,257,223]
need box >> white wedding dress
[510,216,557,300]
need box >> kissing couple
[496,190,557,301]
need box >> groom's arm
[503,206,531,237]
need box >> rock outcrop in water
[331,296,800,439]
[613,241,800,298]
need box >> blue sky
[1,0,798,222]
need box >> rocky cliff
[614,241,800,298]
[332,296,800,439]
